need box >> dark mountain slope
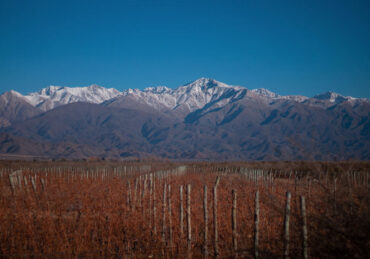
[0,91,41,127]
[5,102,174,158]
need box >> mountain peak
[314,91,347,103]
[185,78,230,89]
[144,86,172,94]
[87,84,103,90]
[6,90,24,98]
[0,90,26,103]
[38,85,63,96]
[24,84,121,111]
[251,88,280,98]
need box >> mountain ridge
[0,78,369,160]
[3,77,366,113]
[22,84,121,111]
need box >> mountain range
[0,78,369,160]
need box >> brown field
[0,161,369,258]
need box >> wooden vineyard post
[162,183,167,243]
[133,178,138,210]
[203,185,208,258]
[127,181,131,210]
[153,179,157,235]
[367,172,369,195]
[232,189,238,257]
[149,177,153,228]
[138,176,142,208]
[8,174,15,195]
[213,176,221,258]
[254,191,259,259]
[283,192,291,259]
[333,178,337,214]
[23,176,28,194]
[168,184,173,251]
[180,185,184,238]
[300,196,308,259]
[31,177,37,194]
[142,177,147,210]
[40,178,45,192]
[294,175,297,197]
[187,184,191,258]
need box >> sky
[0,0,369,98]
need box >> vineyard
[0,161,369,258]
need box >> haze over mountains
[0,78,369,160]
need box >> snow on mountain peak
[4,78,365,114]
[251,88,280,98]
[24,84,120,111]
[8,90,24,98]
[250,88,310,102]
[184,78,233,90]
[38,85,63,96]
[114,78,313,113]
[313,91,348,103]
[116,78,246,113]
[0,90,26,106]
[168,78,245,111]
[144,86,172,94]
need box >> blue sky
[0,0,369,98]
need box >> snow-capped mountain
[108,78,313,114]
[250,88,308,102]
[113,78,246,113]
[107,78,351,115]
[0,78,369,160]
[3,78,365,113]
[23,84,121,111]
[250,88,280,98]
[313,91,359,104]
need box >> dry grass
[0,161,369,258]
